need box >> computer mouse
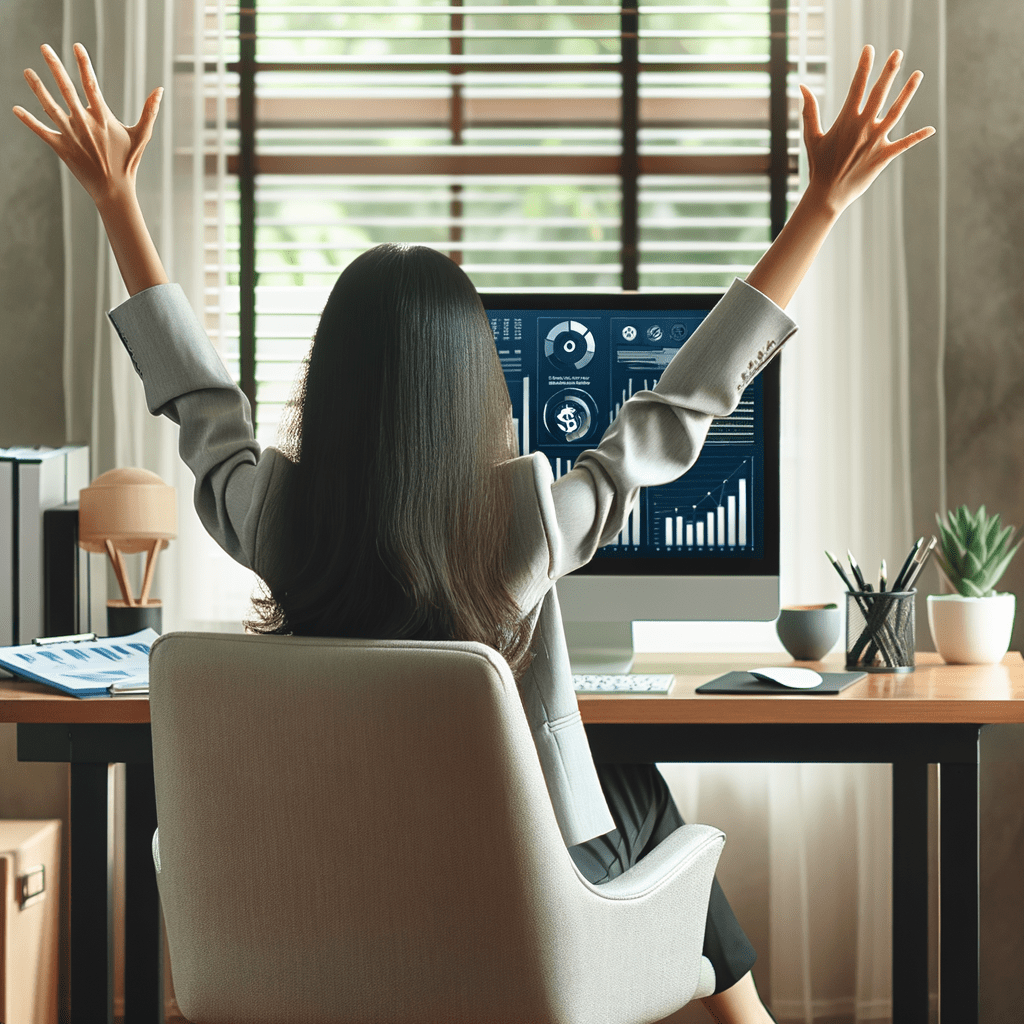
[748,667,823,689]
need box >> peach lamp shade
[78,468,177,607]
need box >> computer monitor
[481,292,780,671]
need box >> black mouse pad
[696,670,867,695]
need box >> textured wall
[909,6,1024,1023]
[944,0,1024,654]
[947,3,1024,1017]
[906,1,1024,657]
[0,0,65,445]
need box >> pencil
[893,537,923,592]
[848,549,870,592]
[825,550,856,592]
[902,535,938,591]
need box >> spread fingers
[885,124,936,159]
[73,43,106,112]
[840,44,874,117]
[23,68,69,128]
[12,104,62,143]
[879,70,925,134]
[864,49,903,119]
[40,44,86,118]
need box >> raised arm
[745,45,935,309]
[14,43,286,576]
[13,43,167,296]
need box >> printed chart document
[0,629,158,697]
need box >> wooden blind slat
[196,0,814,437]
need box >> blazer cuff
[655,277,798,412]
[108,283,239,417]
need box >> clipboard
[0,628,158,697]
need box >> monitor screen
[482,293,780,585]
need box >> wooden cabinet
[0,820,60,1024]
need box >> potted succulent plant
[928,505,1021,664]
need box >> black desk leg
[939,761,980,1023]
[125,762,164,1024]
[70,763,114,1024]
[892,761,930,1024]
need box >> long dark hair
[251,244,534,679]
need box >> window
[194,1,824,445]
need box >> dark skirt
[568,762,756,996]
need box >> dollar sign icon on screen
[556,405,580,436]
[543,389,595,444]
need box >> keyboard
[572,673,675,694]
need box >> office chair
[148,632,725,1024]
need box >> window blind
[189,1,825,445]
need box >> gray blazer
[109,278,796,847]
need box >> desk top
[581,651,1024,725]
[0,674,150,723]
[2,652,1023,726]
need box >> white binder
[0,446,90,645]
[0,460,11,645]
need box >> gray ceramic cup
[776,604,842,661]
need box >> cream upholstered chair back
[148,632,724,1024]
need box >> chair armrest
[555,823,725,1020]
[582,823,724,901]
[695,956,717,1000]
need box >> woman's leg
[569,763,770,1017]
[701,971,776,1024]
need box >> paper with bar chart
[490,301,767,564]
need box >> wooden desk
[7,652,1024,1024]
[580,651,1024,725]
[3,683,154,1024]
[579,651,1024,1024]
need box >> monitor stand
[564,621,634,674]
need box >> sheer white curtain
[62,0,179,619]
[63,0,180,609]
[63,0,258,632]
[771,5,915,1018]
[654,3,917,1022]
[165,0,261,632]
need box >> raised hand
[12,43,169,294]
[744,43,935,308]
[800,45,935,215]
[13,43,162,205]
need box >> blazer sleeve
[542,278,798,578]
[107,283,289,577]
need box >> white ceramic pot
[927,593,1017,664]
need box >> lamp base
[107,600,162,637]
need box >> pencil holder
[845,590,916,673]
[107,600,162,638]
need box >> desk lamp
[78,467,177,636]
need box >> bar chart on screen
[651,456,755,552]
[607,489,645,548]
[511,376,531,457]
